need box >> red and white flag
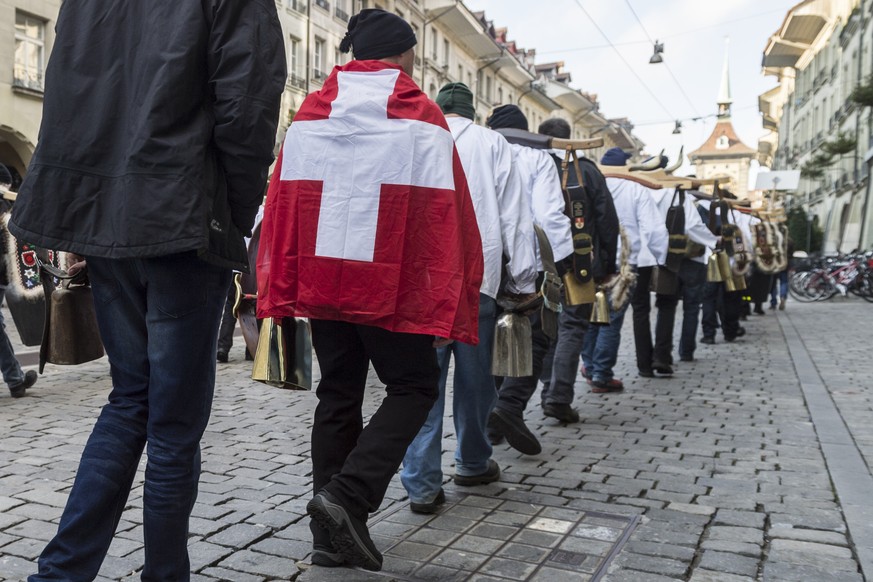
[257,60,483,344]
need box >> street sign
[755,170,801,191]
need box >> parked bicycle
[788,251,873,303]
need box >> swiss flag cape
[257,61,483,344]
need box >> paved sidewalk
[0,298,871,581]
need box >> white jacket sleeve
[638,189,669,266]
[684,196,719,248]
[496,138,537,294]
[530,150,573,262]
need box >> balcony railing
[290,74,306,90]
[287,0,306,13]
[335,6,349,21]
[312,68,325,82]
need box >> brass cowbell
[589,289,610,326]
[706,252,723,283]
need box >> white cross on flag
[257,61,483,344]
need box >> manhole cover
[350,492,640,581]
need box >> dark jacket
[10,0,286,272]
[549,154,620,280]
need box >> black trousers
[654,260,707,363]
[308,319,439,545]
[631,266,656,373]
[749,268,773,308]
[701,282,742,339]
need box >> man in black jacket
[11,1,285,579]
[538,118,620,421]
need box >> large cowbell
[492,312,532,377]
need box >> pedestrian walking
[583,148,668,389]
[538,120,620,412]
[0,164,37,399]
[483,106,573,455]
[256,10,483,571]
[9,1,285,578]
[400,83,538,514]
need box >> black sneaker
[652,361,673,376]
[700,336,715,345]
[9,370,37,398]
[542,402,580,423]
[216,350,229,363]
[638,369,655,378]
[410,488,446,514]
[488,409,541,455]
[454,460,501,486]
[311,546,345,567]
[306,491,382,571]
[486,415,505,446]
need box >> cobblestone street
[1,298,872,581]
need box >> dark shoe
[306,491,382,571]
[754,306,765,315]
[488,409,541,455]
[244,348,254,361]
[311,546,345,567]
[652,361,673,376]
[736,326,746,337]
[779,298,786,311]
[216,350,229,363]
[700,336,715,345]
[580,364,591,380]
[9,370,37,398]
[454,460,500,486]
[410,488,446,514]
[769,303,777,311]
[680,355,694,362]
[724,335,736,343]
[638,369,654,378]
[542,402,580,423]
[591,378,624,393]
[486,414,505,445]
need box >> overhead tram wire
[537,8,787,56]
[624,0,701,117]
[570,0,675,120]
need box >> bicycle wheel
[789,271,818,302]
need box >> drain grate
[355,492,640,581]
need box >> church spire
[717,38,732,118]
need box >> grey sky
[465,0,799,173]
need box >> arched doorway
[0,127,35,191]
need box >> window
[14,12,46,91]
[431,29,439,60]
[287,0,305,12]
[485,76,492,103]
[335,0,349,22]
[457,65,463,82]
[716,135,729,149]
[497,87,503,104]
[443,39,450,65]
[313,38,326,80]
[289,37,304,88]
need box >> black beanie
[0,163,11,185]
[340,9,416,61]
[435,83,475,120]
[486,104,528,131]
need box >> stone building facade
[759,0,873,252]
[0,0,645,191]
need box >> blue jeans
[581,293,632,383]
[770,270,788,306]
[31,252,230,582]
[0,289,25,389]
[401,295,497,504]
